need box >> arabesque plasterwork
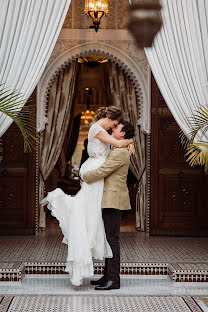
[37,35,150,134]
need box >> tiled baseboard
[24,262,168,276]
[0,262,24,282]
[1,261,208,283]
[169,263,208,283]
[94,262,168,275]
[25,262,67,275]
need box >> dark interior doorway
[45,56,138,232]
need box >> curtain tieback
[137,166,146,192]
[39,169,46,183]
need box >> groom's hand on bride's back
[82,172,92,183]
[127,143,135,155]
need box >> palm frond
[188,106,208,140]
[0,84,36,161]
[180,105,208,174]
[185,141,208,173]
[179,130,190,149]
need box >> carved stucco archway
[36,41,150,233]
[37,42,149,133]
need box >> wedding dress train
[41,123,112,286]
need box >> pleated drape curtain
[63,113,81,163]
[108,62,147,231]
[0,0,71,137]
[145,0,208,140]
[39,63,77,228]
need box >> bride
[41,106,133,286]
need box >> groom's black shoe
[90,276,106,286]
[95,280,120,290]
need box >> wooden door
[150,75,208,236]
[0,92,36,234]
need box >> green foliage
[0,84,36,160]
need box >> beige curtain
[39,62,77,228]
[108,61,147,231]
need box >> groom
[83,121,135,290]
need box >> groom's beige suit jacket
[83,147,131,211]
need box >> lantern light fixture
[84,0,109,32]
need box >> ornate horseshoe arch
[37,42,149,132]
[36,41,150,233]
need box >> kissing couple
[41,106,135,290]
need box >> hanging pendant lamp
[128,0,162,48]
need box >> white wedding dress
[42,123,112,286]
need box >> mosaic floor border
[2,261,208,284]
[24,261,168,275]
[0,263,24,282]
[0,295,202,312]
[169,263,208,283]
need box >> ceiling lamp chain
[84,0,109,32]
[81,88,95,125]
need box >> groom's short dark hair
[121,121,135,139]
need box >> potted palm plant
[0,84,36,161]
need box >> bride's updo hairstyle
[94,106,122,121]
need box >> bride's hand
[128,143,135,155]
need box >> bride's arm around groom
[83,121,135,211]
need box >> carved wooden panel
[159,173,200,227]
[159,119,187,166]
[2,126,24,162]
[0,177,26,223]
[0,91,36,234]
[150,75,208,236]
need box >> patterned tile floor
[0,294,203,312]
[1,221,208,311]
[1,221,208,286]
[1,276,208,311]
[1,228,208,263]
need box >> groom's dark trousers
[102,208,121,283]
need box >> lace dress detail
[79,123,110,178]
[88,123,110,157]
[41,123,112,286]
